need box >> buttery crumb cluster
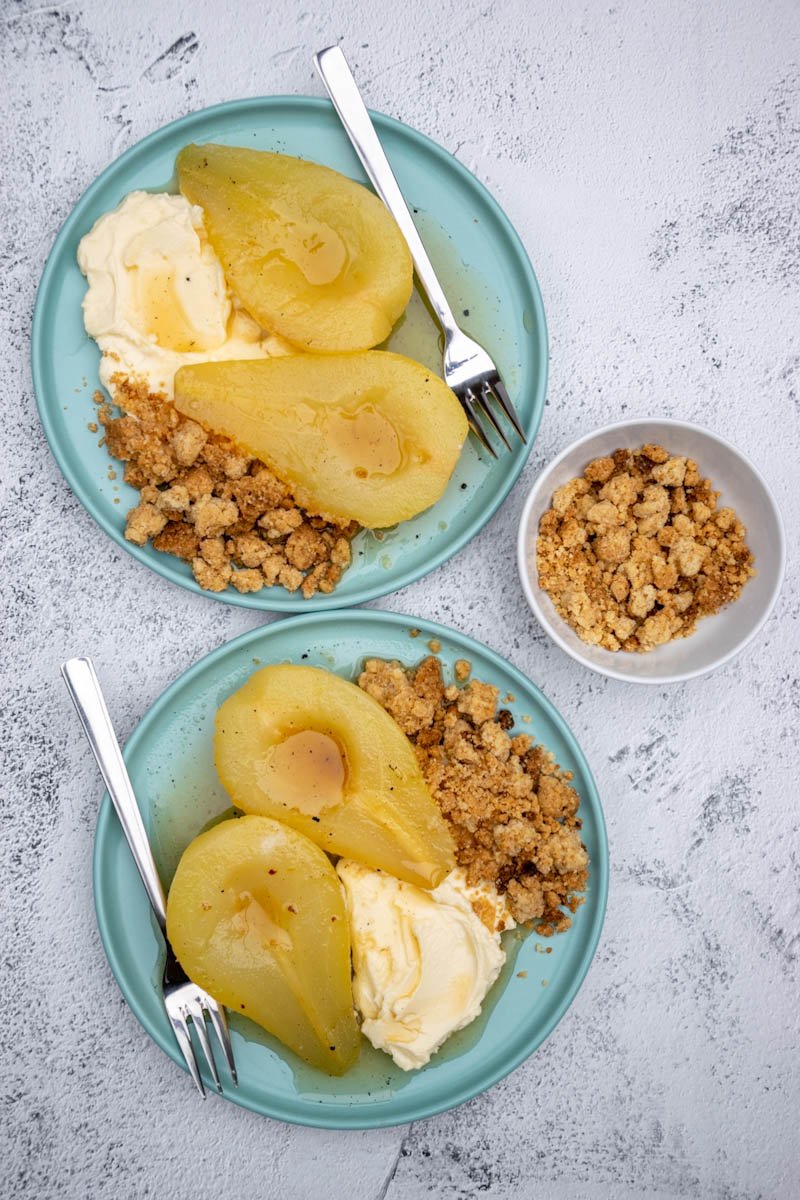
[98,377,359,598]
[536,444,755,652]
[358,656,588,933]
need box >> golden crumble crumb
[358,655,588,933]
[97,376,360,597]
[259,507,304,539]
[457,679,499,725]
[124,501,167,546]
[191,495,238,539]
[230,568,264,594]
[469,894,500,931]
[536,444,755,652]
[171,419,207,467]
[278,563,304,592]
[191,554,231,592]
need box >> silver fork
[314,45,526,459]
[61,657,238,1098]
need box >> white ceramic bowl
[517,419,786,684]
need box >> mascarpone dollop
[77,190,272,397]
[337,861,514,1071]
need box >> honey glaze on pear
[324,399,404,479]
[263,729,348,816]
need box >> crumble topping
[536,444,755,651]
[358,655,588,934]
[97,376,359,597]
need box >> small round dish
[32,96,547,611]
[93,609,607,1128]
[517,418,785,684]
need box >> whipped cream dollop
[77,190,273,397]
[337,861,514,1071]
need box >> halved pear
[214,664,456,888]
[166,815,360,1075]
[177,143,413,352]
[173,353,468,527]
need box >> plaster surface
[2,2,799,1197]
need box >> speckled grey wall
[2,1,799,1197]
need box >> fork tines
[165,967,238,1097]
[460,375,526,458]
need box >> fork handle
[315,45,459,338]
[61,657,168,931]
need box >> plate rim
[31,94,548,612]
[92,607,608,1129]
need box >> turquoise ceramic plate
[93,610,607,1128]
[32,97,547,611]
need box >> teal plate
[93,610,607,1128]
[32,96,547,611]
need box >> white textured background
[2,1,799,1197]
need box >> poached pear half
[173,352,468,528]
[166,815,360,1075]
[214,664,456,888]
[177,143,413,352]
